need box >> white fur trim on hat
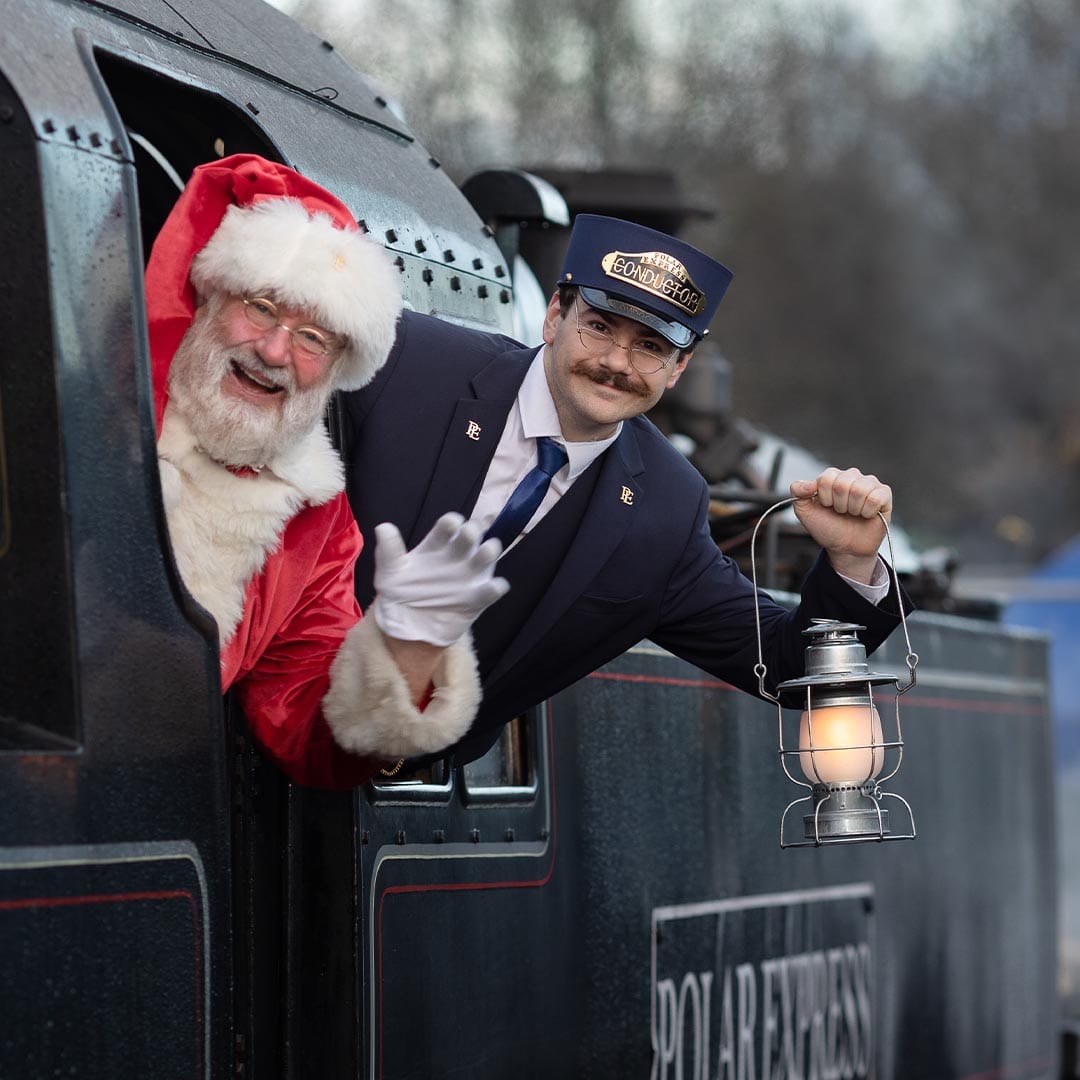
[322,617,482,759]
[190,198,402,391]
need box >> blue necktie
[483,436,569,548]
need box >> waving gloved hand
[371,513,510,647]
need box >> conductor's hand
[371,512,510,647]
[789,467,891,585]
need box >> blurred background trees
[275,0,1080,573]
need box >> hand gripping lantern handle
[748,497,918,704]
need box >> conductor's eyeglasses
[573,300,679,375]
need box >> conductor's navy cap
[558,214,733,348]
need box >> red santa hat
[145,153,402,432]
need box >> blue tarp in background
[1004,536,1080,1013]
[1005,536,1080,763]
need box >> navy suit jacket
[339,310,909,765]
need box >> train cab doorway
[88,46,308,1075]
[92,50,284,262]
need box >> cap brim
[578,286,695,348]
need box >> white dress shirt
[469,348,617,551]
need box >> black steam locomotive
[0,0,1060,1076]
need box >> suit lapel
[486,422,646,683]
[411,346,538,544]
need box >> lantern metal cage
[750,497,919,848]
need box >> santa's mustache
[225,349,296,394]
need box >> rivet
[428,156,441,169]
[504,828,515,842]
[89,132,102,147]
[321,39,334,51]
[246,102,260,115]
[499,290,510,304]
[443,249,455,263]
[470,829,480,844]
[42,118,55,134]
[494,265,506,278]
[414,238,426,253]
[66,125,80,142]
[385,228,398,243]
[395,830,406,845]
[422,268,434,285]
[472,258,483,270]
[477,285,488,299]
[375,96,387,108]
[450,276,461,291]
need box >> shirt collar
[519,347,621,480]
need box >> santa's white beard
[167,311,333,468]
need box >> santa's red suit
[147,154,480,787]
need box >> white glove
[371,512,510,647]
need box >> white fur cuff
[322,616,482,759]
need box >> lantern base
[803,784,890,842]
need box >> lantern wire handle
[749,496,919,701]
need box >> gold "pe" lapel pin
[620,486,634,506]
[465,420,482,441]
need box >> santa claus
[146,153,506,787]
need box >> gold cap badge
[601,250,705,317]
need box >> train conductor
[339,214,911,770]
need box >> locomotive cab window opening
[371,711,539,801]
[88,52,286,759]
[0,65,79,752]
[371,757,452,794]
[462,710,538,799]
[90,51,283,262]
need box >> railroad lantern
[750,499,918,847]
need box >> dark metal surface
[361,613,1055,1078]
[81,0,415,137]
[0,844,209,1077]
